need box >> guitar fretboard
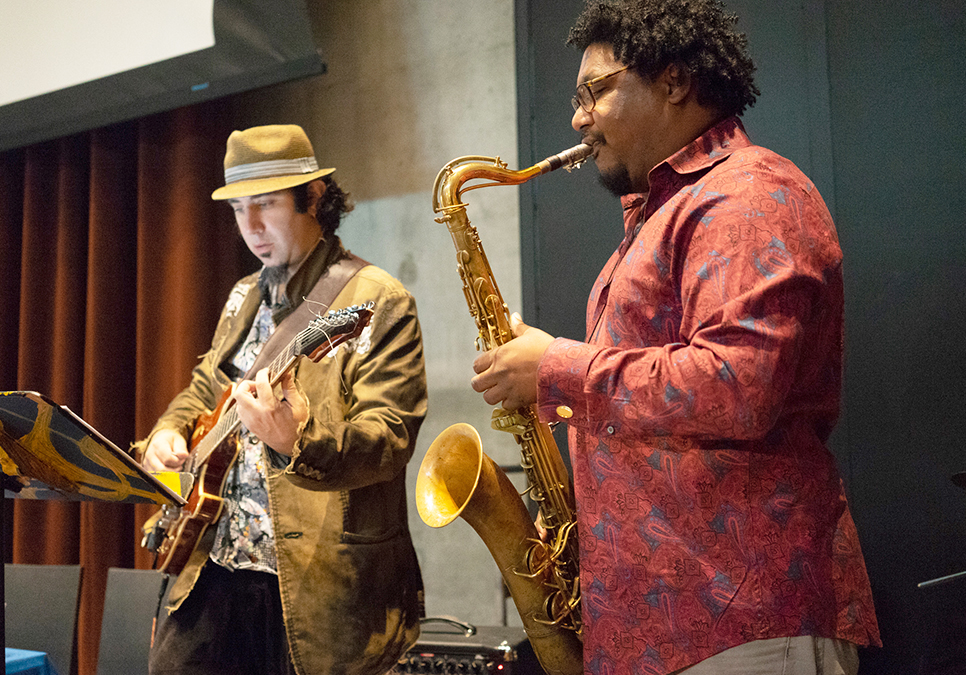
[182,305,369,473]
[186,332,302,472]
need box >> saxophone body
[415,144,592,675]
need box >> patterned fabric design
[210,301,280,573]
[538,118,880,675]
[224,280,256,319]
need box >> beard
[260,264,289,286]
[586,135,635,196]
[598,163,635,197]
[258,264,290,306]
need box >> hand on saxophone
[471,313,555,410]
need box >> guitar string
[187,305,370,471]
[191,316,344,467]
[191,338,294,468]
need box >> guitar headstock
[298,302,375,362]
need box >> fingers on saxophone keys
[472,349,494,375]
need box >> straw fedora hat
[211,124,335,200]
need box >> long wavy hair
[292,175,354,238]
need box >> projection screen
[0,0,325,152]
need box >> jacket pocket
[341,523,404,545]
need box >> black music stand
[0,390,187,657]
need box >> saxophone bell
[416,424,583,675]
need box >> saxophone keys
[491,408,529,434]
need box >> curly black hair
[292,175,354,238]
[568,0,759,117]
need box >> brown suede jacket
[134,237,427,675]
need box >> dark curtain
[0,99,258,675]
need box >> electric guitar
[143,303,374,574]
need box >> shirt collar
[665,115,750,174]
[619,116,751,231]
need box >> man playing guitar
[136,125,427,675]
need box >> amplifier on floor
[393,619,546,675]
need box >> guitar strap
[242,251,369,379]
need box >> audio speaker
[393,623,546,675]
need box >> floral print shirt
[538,117,880,674]
[210,300,287,573]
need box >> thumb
[510,312,528,338]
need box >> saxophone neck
[433,144,593,213]
[534,143,594,174]
[433,155,538,213]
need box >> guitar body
[153,393,241,574]
[142,304,374,575]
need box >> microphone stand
[917,472,966,589]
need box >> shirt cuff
[537,337,597,427]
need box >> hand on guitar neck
[232,368,307,456]
[141,368,308,471]
[139,303,373,574]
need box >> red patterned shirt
[538,117,880,674]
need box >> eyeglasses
[571,65,630,113]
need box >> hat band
[224,156,320,184]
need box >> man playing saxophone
[470,1,880,673]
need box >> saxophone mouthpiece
[537,144,594,174]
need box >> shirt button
[556,405,573,419]
[606,425,615,435]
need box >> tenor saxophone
[415,144,592,675]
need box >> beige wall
[233,0,527,626]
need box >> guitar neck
[188,340,298,472]
[181,303,372,475]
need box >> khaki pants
[671,636,859,675]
